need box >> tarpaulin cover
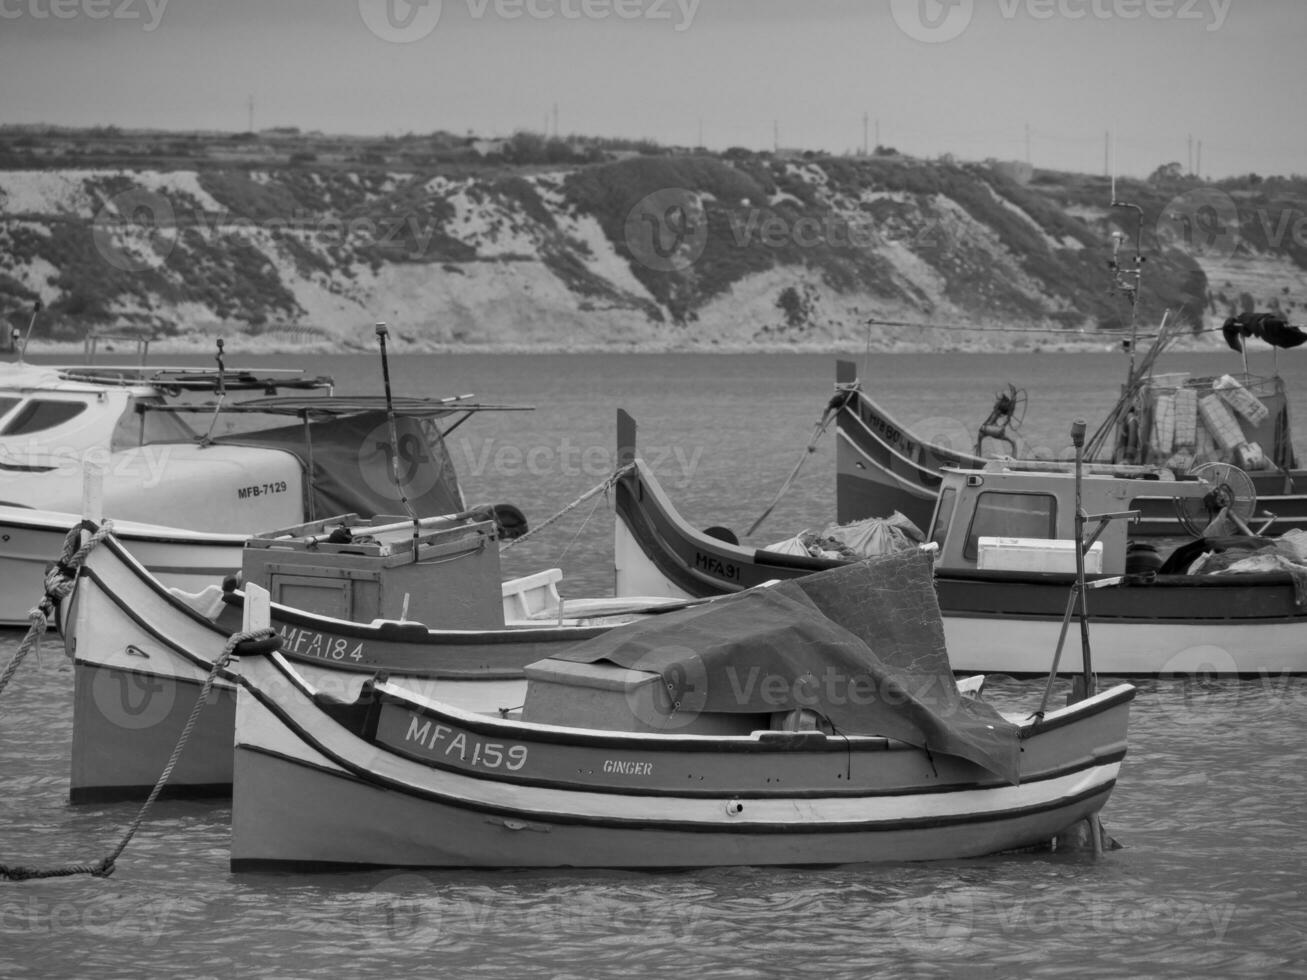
[1222,313,1307,352]
[555,549,1022,784]
[211,411,463,520]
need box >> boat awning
[148,394,533,418]
[209,410,466,521]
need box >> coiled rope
[0,519,114,703]
[0,625,275,882]
[499,464,635,553]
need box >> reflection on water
[2,352,1306,979]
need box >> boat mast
[375,323,422,560]
[201,338,229,444]
[1108,200,1145,379]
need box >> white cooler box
[977,536,1102,574]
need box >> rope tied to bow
[0,519,115,704]
[499,464,635,553]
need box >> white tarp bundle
[767,512,925,560]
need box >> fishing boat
[832,356,1306,538]
[0,328,523,625]
[229,548,1135,870]
[614,409,1307,676]
[61,513,688,802]
[0,332,331,475]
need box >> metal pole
[1071,418,1096,699]
[375,323,422,558]
[17,301,40,363]
[202,338,228,444]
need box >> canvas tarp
[554,549,1022,784]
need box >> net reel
[1172,461,1259,537]
[975,383,1028,456]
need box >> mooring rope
[499,464,635,553]
[745,390,852,537]
[0,626,274,882]
[556,492,605,563]
[0,520,115,703]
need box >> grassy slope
[2,139,1305,347]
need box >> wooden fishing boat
[614,409,1307,676]
[834,342,1305,538]
[229,551,1136,870]
[61,515,686,803]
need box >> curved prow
[617,409,637,469]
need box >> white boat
[0,389,526,625]
[229,552,1136,870]
[0,331,340,623]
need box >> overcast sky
[2,0,1302,178]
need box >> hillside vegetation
[1,130,1304,352]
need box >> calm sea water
[2,350,1305,979]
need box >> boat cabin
[926,462,1214,576]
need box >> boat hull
[63,533,642,802]
[0,506,245,626]
[230,652,1133,870]
[613,460,1307,676]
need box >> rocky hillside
[1,147,1305,351]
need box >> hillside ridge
[2,134,1305,353]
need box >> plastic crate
[1214,374,1269,425]
[1148,372,1189,390]
[1199,394,1246,452]
[1151,393,1175,455]
[1173,387,1198,447]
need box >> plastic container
[1215,374,1270,424]
[1199,394,1246,452]
[1151,393,1176,455]
[976,537,1103,574]
[1173,387,1198,447]
[1148,372,1189,390]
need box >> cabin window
[929,487,957,549]
[964,491,1056,560]
[0,399,87,435]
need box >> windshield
[117,398,202,449]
